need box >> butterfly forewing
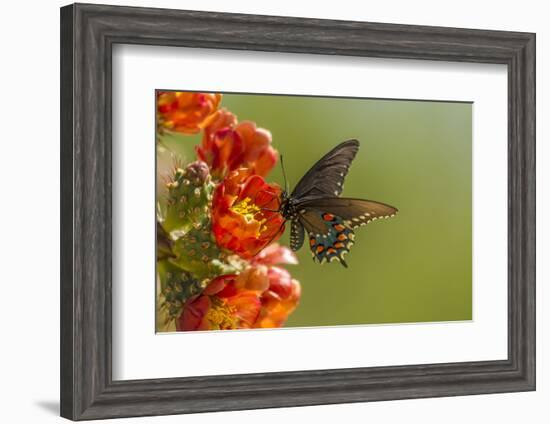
[291,139,359,199]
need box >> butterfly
[278,139,397,268]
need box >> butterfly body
[279,139,397,267]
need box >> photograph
[155,91,473,332]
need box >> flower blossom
[178,275,261,331]
[178,244,301,331]
[157,91,222,134]
[211,168,285,259]
[248,244,301,328]
[197,110,278,179]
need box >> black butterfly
[278,139,397,268]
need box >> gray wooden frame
[60,3,536,421]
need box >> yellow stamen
[230,198,259,221]
[206,297,238,330]
[230,197,266,228]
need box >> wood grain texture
[60,3,536,420]
[60,4,75,419]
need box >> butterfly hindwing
[303,212,354,267]
[291,139,359,199]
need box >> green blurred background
[158,93,472,327]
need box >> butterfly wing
[285,139,396,266]
[294,198,397,267]
[298,197,398,229]
[297,209,355,267]
[291,139,359,199]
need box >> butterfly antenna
[280,154,289,194]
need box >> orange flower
[198,111,278,179]
[203,108,238,140]
[248,244,301,328]
[212,169,285,259]
[178,275,261,331]
[255,266,301,328]
[157,91,222,134]
[179,245,301,331]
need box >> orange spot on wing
[323,213,335,221]
[334,224,345,232]
[327,248,337,254]
[334,242,345,249]
[337,233,347,241]
[316,245,324,254]
[309,238,316,247]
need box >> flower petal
[228,292,262,328]
[179,295,211,331]
[253,243,298,266]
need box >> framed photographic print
[60,3,535,420]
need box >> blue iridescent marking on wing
[307,213,355,268]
